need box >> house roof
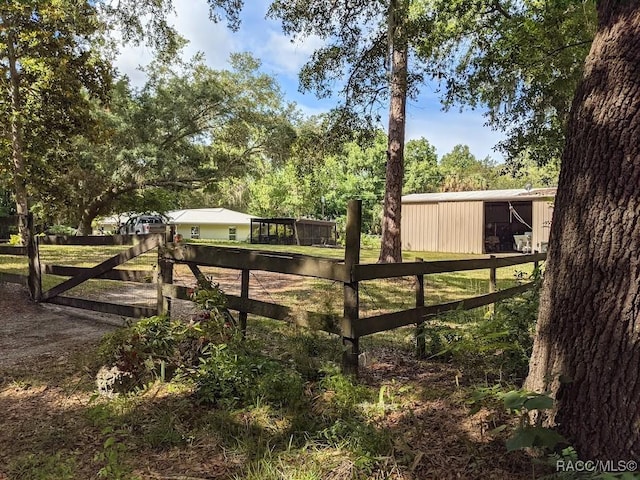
[251,217,336,226]
[167,208,253,225]
[402,187,557,204]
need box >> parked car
[118,215,167,235]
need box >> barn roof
[168,208,253,225]
[402,187,557,204]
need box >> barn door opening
[484,201,532,253]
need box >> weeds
[7,452,76,480]
[420,268,542,384]
[95,428,140,480]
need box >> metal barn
[401,188,556,254]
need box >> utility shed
[401,188,556,254]
[250,218,337,246]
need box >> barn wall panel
[437,201,484,253]
[532,199,555,252]
[401,203,439,252]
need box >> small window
[229,226,237,241]
[190,226,200,239]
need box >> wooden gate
[37,234,165,318]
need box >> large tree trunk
[77,216,94,236]
[6,27,29,244]
[378,0,408,264]
[525,1,640,460]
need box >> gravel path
[0,283,118,367]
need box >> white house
[168,208,253,241]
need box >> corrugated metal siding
[402,203,439,251]
[532,199,554,251]
[437,201,484,253]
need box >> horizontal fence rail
[39,234,163,246]
[162,243,349,282]
[0,272,28,285]
[163,284,341,335]
[0,245,26,256]
[46,295,157,318]
[44,264,155,283]
[354,282,535,337]
[353,253,546,281]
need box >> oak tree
[525,0,640,459]
[0,0,110,241]
[52,54,296,234]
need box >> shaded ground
[0,284,118,367]
[0,282,541,479]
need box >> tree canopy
[36,53,297,233]
[417,0,597,164]
[0,0,111,239]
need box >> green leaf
[103,436,117,449]
[532,427,566,449]
[506,428,538,451]
[506,426,566,452]
[502,390,527,410]
[523,394,554,411]
[487,424,508,435]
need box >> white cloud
[255,31,325,77]
[113,1,240,88]
[113,43,155,88]
[171,1,240,69]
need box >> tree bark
[77,215,94,236]
[525,1,640,460]
[6,26,29,244]
[378,0,408,264]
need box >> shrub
[191,343,304,408]
[98,281,305,408]
[46,224,78,236]
[421,269,542,384]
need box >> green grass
[7,452,77,480]
[0,240,537,312]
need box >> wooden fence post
[239,268,249,337]
[489,254,497,313]
[157,230,174,316]
[26,213,42,301]
[342,199,362,375]
[415,257,425,358]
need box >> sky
[114,1,506,161]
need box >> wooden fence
[157,200,545,373]
[0,205,545,374]
[0,216,164,318]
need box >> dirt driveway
[0,283,118,367]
